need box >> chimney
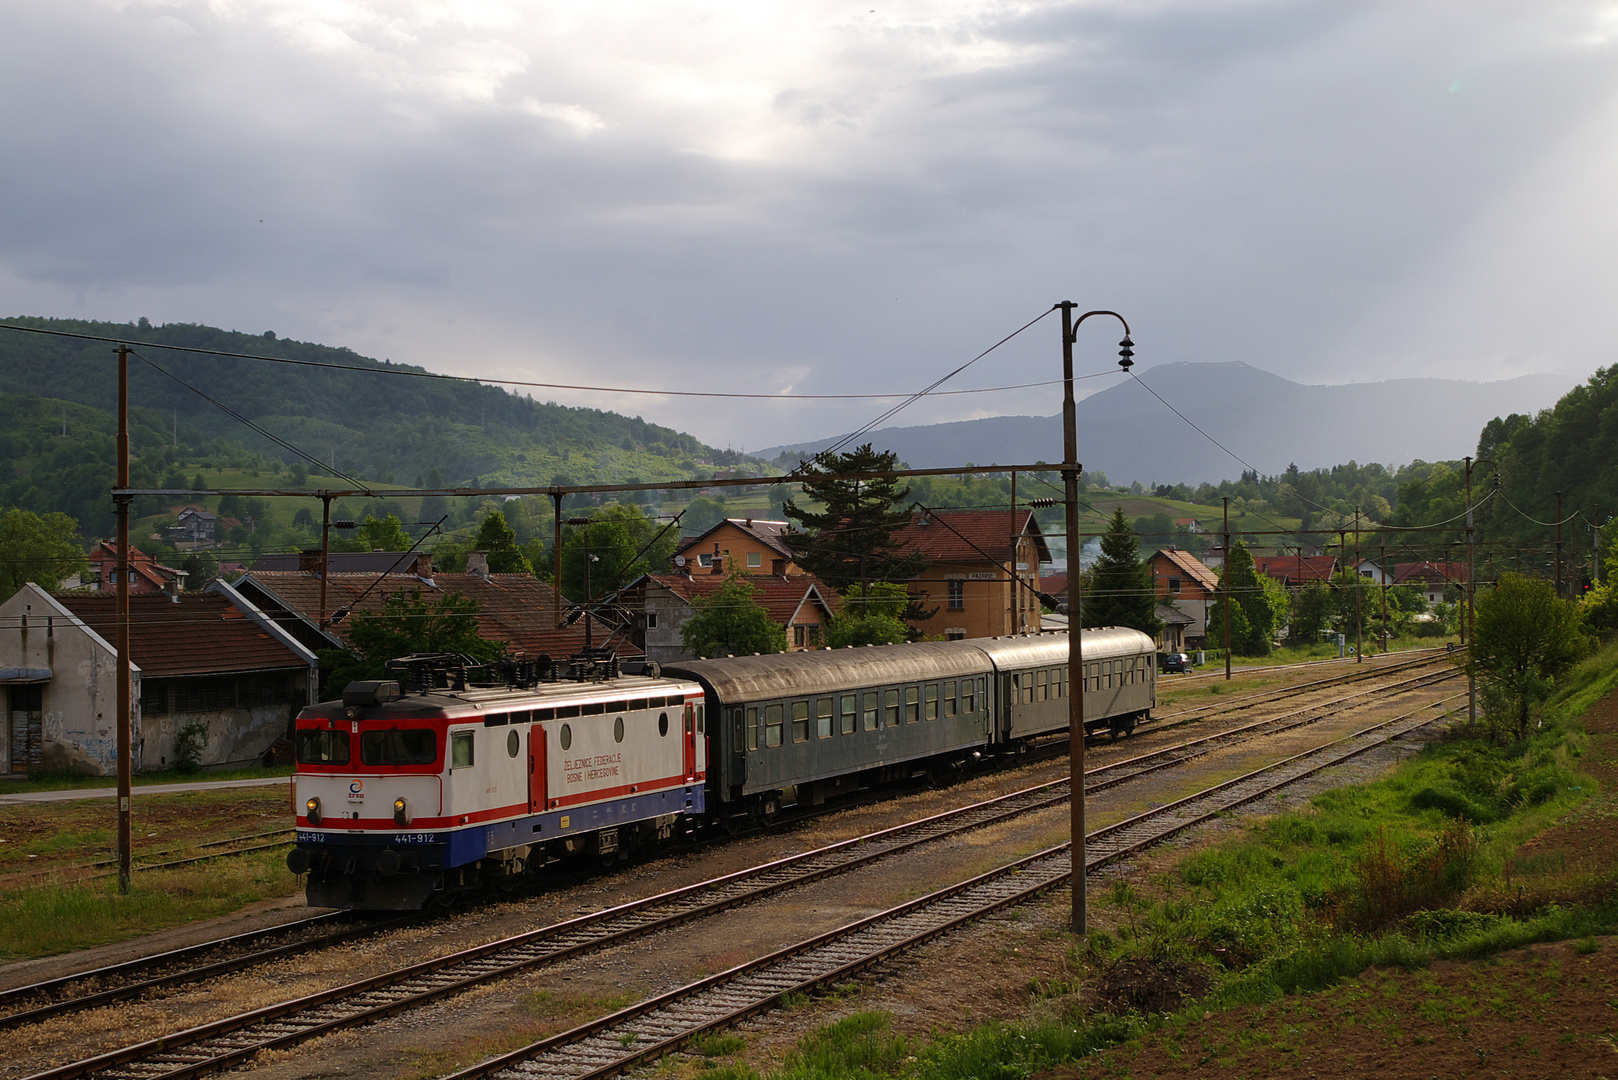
[165,574,183,602]
[414,553,433,577]
[299,549,322,573]
[467,551,490,579]
[745,517,752,527]
[710,543,723,575]
[772,559,786,577]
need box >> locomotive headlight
[305,796,322,825]
[392,797,411,827]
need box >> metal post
[1354,509,1362,663]
[318,494,332,628]
[1555,491,1564,599]
[1057,301,1086,936]
[115,345,132,894]
[1222,497,1231,680]
[1465,456,1476,723]
[552,493,565,629]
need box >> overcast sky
[3,1,1615,449]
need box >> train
[286,627,1157,909]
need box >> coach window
[817,697,834,739]
[748,706,761,751]
[841,695,857,735]
[863,692,878,731]
[731,708,744,751]
[792,701,810,743]
[924,684,938,720]
[1024,673,1035,704]
[884,689,900,727]
[944,681,957,718]
[764,704,783,747]
[1036,669,1048,702]
[978,677,986,704]
[451,730,474,769]
[905,686,920,723]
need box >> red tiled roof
[1253,555,1338,584]
[892,510,1052,565]
[639,573,839,624]
[242,571,639,657]
[52,592,308,678]
[1394,562,1470,585]
[1152,548,1219,593]
[89,541,184,590]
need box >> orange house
[891,510,1052,641]
[675,519,802,577]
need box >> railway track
[439,691,1464,1080]
[15,672,1461,1080]
[1152,649,1456,727]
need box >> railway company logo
[348,780,364,800]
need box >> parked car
[1158,651,1188,673]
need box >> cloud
[1,1,1615,448]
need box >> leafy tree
[473,510,532,574]
[680,575,787,658]
[782,444,923,591]
[1209,541,1274,655]
[681,495,729,537]
[1287,582,1333,645]
[341,513,412,553]
[1082,508,1162,637]
[181,549,219,589]
[1466,572,1590,740]
[0,508,88,600]
[825,582,910,648]
[323,588,506,689]
[560,505,677,600]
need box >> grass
[0,849,301,961]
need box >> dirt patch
[1094,955,1211,1015]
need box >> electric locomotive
[287,654,706,909]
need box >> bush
[172,720,208,772]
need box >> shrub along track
[12,673,1461,1080]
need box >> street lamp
[1055,303,1134,937]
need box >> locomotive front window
[296,728,349,765]
[764,704,783,747]
[361,728,437,766]
[817,697,834,739]
[791,701,810,743]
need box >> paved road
[0,776,291,804]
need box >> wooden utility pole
[115,345,132,894]
[1354,510,1362,663]
[1465,456,1477,723]
[1380,541,1389,653]
[1555,491,1564,599]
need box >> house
[85,542,187,595]
[234,558,630,685]
[0,581,318,776]
[617,571,839,662]
[1157,605,1196,652]
[1173,517,1205,534]
[1352,559,1393,585]
[890,509,1052,640]
[167,507,219,548]
[1395,561,1469,606]
[1148,548,1220,649]
[1253,554,1338,590]
[675,519,801,576]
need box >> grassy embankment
[691,641,1618,1080]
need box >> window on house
[947,579,965,609]
[807,625,821,647]
[747,551,762,568]
[1168,577,1181,593]
[946,630,965,641]
[698,553,714,567]
[646,612,658,629]
[794,625,806,647]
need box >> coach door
[682,702,697,782]
[528,725,547,813]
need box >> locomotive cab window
[361,728,437,766]
[449,730,473,769]
[296,728,349,765]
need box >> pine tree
[781,444,924,591]
[1082,507,1162,636]
[474,511,532,574]
[1209,540,1274,655]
